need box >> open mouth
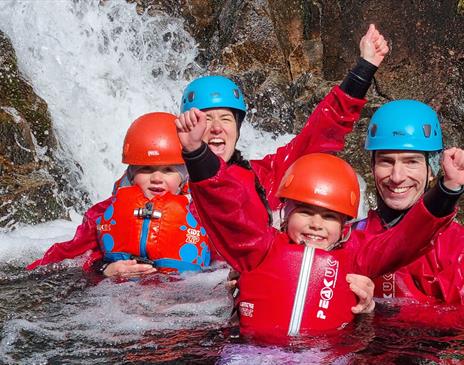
[208,138,226,154]
[148,187,166,196]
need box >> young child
[177,108,463,341]
[27,112,211,277]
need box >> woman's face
[202,108,238,162]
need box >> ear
[427,169,434,183]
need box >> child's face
[132,165,182,198]
[202,108,238,163]
[287,204,345,250]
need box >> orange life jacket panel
[96,185,211,273]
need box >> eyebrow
[376,153,424,160]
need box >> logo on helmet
[314,185,329,196]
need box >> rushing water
[1,0,464,364]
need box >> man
[357,99,464,304]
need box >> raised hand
[442,147,464,190]
[176,108,207,152]
[359,24,389,67]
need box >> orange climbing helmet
[122,112,183,165]
[277,153,360,219]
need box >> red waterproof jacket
[356,210,464,304]
[26,86,365,271]
[250,86,365,211]
[26,198,111,271]
[189,160,455,340]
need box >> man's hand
[176,108,207,152]
[442,147,464,190]
[347,273,376,314]
[103,259,157,278]
[359,24,389,67]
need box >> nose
[390,162,406,183]
[150,171,164,183]
[308,214,323,230]
[209,118,223,134]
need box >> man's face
[373,151,433,210]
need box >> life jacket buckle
[133,202,162,219]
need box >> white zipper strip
[287,246,315,336]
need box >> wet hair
[228,149,273,225]
[426,151,441,177]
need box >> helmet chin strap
[325,224,352,251]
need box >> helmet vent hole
[233,89,240,99]
[188,92,195,102]
[423,124,431,138]
[370,124,377,137]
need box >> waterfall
[0,0,199,201]
[0,0,292,203]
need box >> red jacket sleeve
[251,86,367,210]
[350,198,455,278]
[190,160,277,273]
[405,221,464,304]
[26,198,112,270]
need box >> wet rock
[0,31,88,230]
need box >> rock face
[0,31,87,230]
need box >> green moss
[459,0,464,14]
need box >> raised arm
[176,109,276,272]
[253,24,389,209]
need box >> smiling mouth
[387,186,411,194]
[301,233,325,242]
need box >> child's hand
[359,24,389,67]
[346,273,375,314]
[103,259,157,278]
[176,108,207,152]
[442,147,464,190]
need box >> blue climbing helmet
[365,100,443,152]
[180,75,247,124]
